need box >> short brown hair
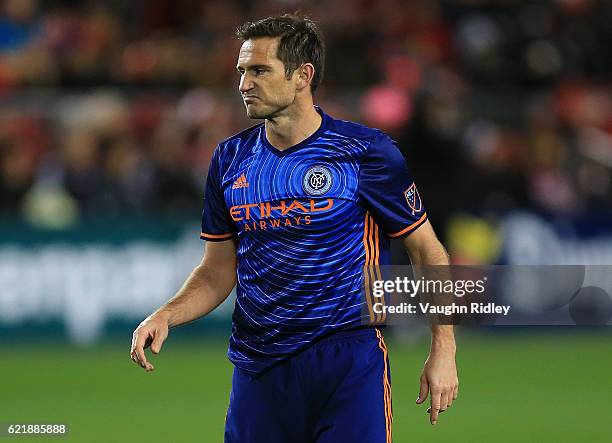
[236,14,325,93]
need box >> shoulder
[326,115,385,144]
[211,123,263,171]
[217,123,263,155]
[325,117,405,167]
[325,115,399,160]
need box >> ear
[295,63,315,92]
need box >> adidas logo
[232,173,250,189]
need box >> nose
[239,73,253,94]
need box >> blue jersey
[201,107,427,374]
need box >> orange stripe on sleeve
[200,232,233,240]
[388,212,428,238]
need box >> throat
[265,109,323,151]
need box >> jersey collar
[260,106,329,157]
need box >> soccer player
[131,14,458,442]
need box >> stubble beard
[244,97,292,120]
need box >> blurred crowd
[0,0,611,247]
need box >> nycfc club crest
[303,165,333,196]
[404,183,422,215]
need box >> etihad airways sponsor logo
[242,215,312,231]
[229,198,334,221]
[230,198,334,232]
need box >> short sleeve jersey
[201,107,427,374]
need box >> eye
[254,68,265,76]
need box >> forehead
[237,37,281,66]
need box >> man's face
[236,37,298,119]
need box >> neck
[265,100,322,151]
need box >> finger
[130,334,141,366]
[130,333,137,356]
[453,384,459,400]
[130,349,148,370]
[133,331,151,369]
[150,328,168,355]
[430,390,442,425]
[416,376,429,404]
[446,390,453,408]
[441,391,450,410]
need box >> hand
[416,350,459,425]
[130,313,170,372]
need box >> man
[131,14,458,443]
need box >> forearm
[423,245,456,351]
[420,242,455,350]
[408,238,450,267]
[153,263,236,328]
[404,230,456,351]
[430,324,456,354]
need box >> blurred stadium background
[0,0,611,441]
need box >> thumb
[416,376,429,404]
[150,328,167,354]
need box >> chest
[221,147,362,233]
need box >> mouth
[242,96,259,104]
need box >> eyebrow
[236,64,271,72]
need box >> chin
[244,100,289,120]
[245,106,271,120]
[246,109,263,119]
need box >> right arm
[130,239,237,371]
